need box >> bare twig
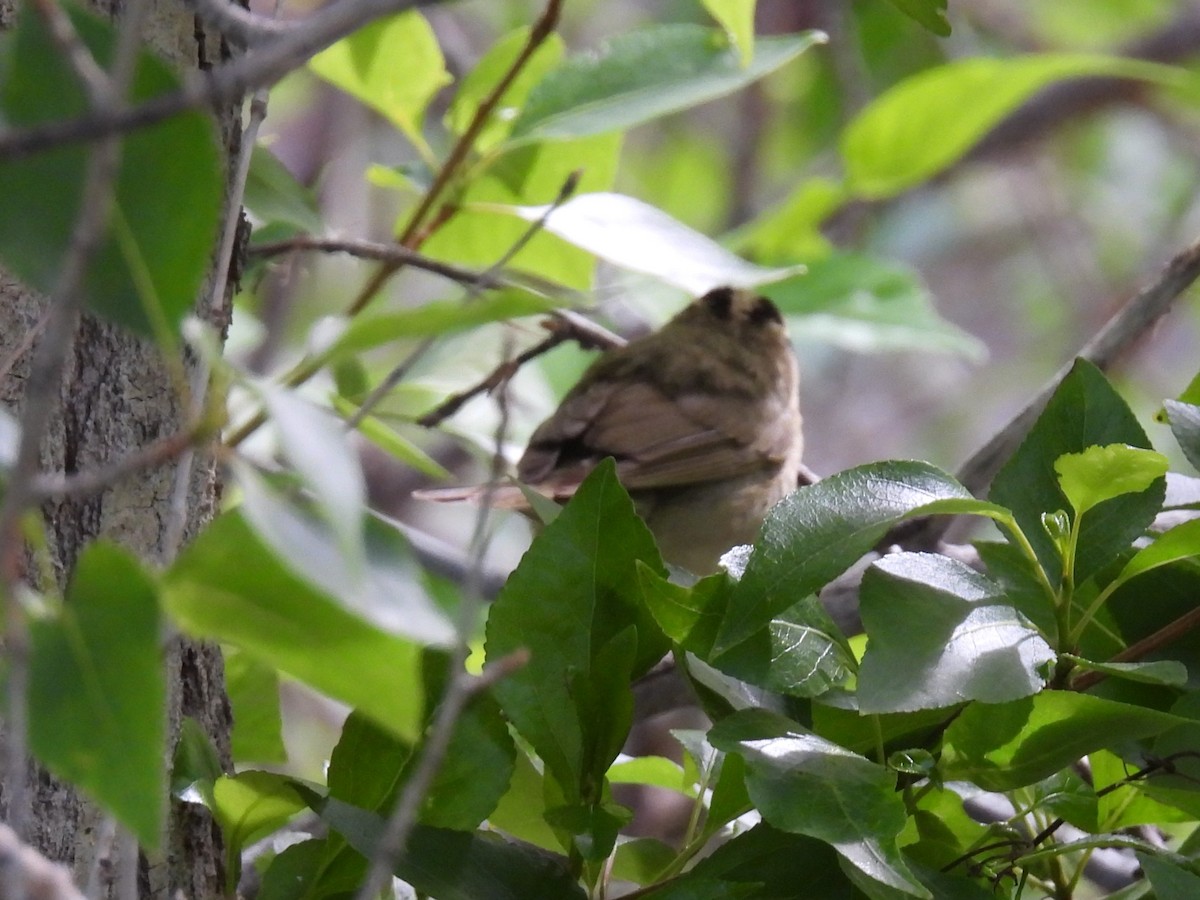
[957,235,1200,497]
[248,236,512,290]
[353,336,524,899]
[346,171,584,432]
[1071,605,1200,692]
[0,0,445,161]
[346,0,566,315]
[188,0,300,46]
[0,0,150,850]
[29,427,199,500]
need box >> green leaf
[308,10,451,143]
[608,755,691,794]
[710,710,928,899]
[244,145,322,233]
[1062,655,1188,688]
[990,359,1165,586]
[716,460,977,651]
[505,192,804,293]
[484,460,669,811]
[314,797,586,900]
[1140,855,1200,900]
[941,691,1185,791]
[882,0,951,36]
[1165,399,1200,472]
[701,0,757,65]
[331,290,562,357]
[1054,444,1169,517]
[419,134,621,290]
[842,54,1184,198]
[858,553,1054,713]
[29,543,165,847]
[1117,518,1200,586]
[238,468,453,646]
[488,748,561,851]
[732,176,843,261]
[511,25,825,140]
[163,511,425,742]
[0,6,222,338]
[767,255,986,359]
[445,28,565,151]
[332,398,452,480]
[686,823,855,897]
[212,770,306,859]
[224,648,286,764]
[637,565,728,655]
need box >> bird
[417,286,806,575]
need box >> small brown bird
[419,286,805,574]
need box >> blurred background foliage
[232,0,1200,776]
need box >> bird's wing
[518,379,791,493]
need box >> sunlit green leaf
[1054,444,1169,517]
[701,0,757,65]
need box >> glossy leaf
[716,460,979,651]
[685,823,855,898]
[990,359,1164,586]
[767,255,986,359]
[941,691,1184,791]
[308,10,451,143]
[843,54,1183,198]
[0,6,222,338]
[29,543,165,847]
[1117,518,1200,585]
[508,192,805,293]
[710,710,927,898]
[485,460,669,814]
[212,770,306,858]
[511,25,825,140]
[858,553,1053,713]
[1063,655,1188,688]
[163,511,425,742]
[1054,444,1169,516]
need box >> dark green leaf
[688,823,858,899]
[882,0,950,36]
[716,460,976,651]
[1140,855,1200,900]
[225,648,286,764]
[1119,518,1200,585]
[29,543,165,847]
[315,797,585,900]
[0,6,221,338]
[858,553,1053,713]
[941,691,1184,791]
[511,25,825,140]
[1166,399,1200,472]
[485,460,669,808]
[1031,769,1098,832]
[990,359,1165,586]
[163,511,425,742]
[256,840,326,900]
[767,255,985,359]
[709,710,927,898]
[1063,655,1188,688]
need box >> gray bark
[0,0,240,896]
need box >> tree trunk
[0,0,239,896]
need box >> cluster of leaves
[5,1,1200,899]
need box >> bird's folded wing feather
[519,379,789,493]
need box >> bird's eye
[748,296,784,326]
[701,287,735,320]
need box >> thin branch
[29,427,199,500]
[346,171,584,432]
[28,0,110,103]
[248,236,511,290]
[0,824,87,900]
[188,0,300,46]
[0,0,448,162]
[346,0,566,316]
[1071,605,1200,692]
[353,337,524,899]
[0,0,150,850]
